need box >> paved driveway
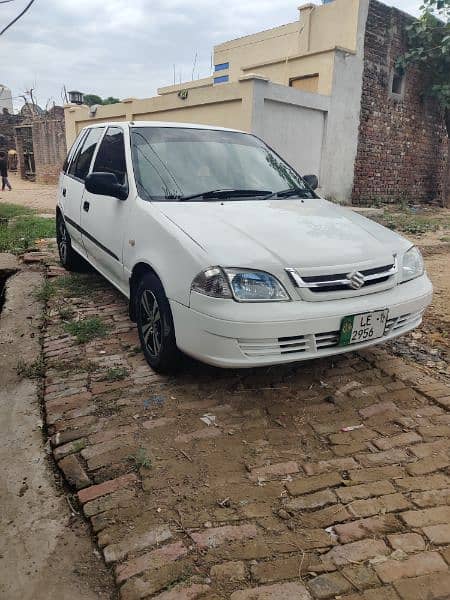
[39,250,450,600]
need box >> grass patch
[375,211,448,235]
[101,366,130,382]
[16,357,45,379]
[0,203,55,253]
[129,447,152,470]
[58,305,75,321]
[34,280,56,303]
[57,273,101,297]
[64,317,108,344]
[0,202,34,219]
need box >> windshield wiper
[263,188,313,200]
[178,188,272,201]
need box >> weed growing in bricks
[129,447,152,470]
[57,273,103,297]
[101,367,130,382]
[57,305,75,321]
[16,356,45,379]
[34,280,56,303]
[64,317,108,344]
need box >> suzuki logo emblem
[346,270,365,290]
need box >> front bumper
[170,274,433,368]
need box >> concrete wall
[65,80,255,147]
[251,80,329,180]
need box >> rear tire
[135,272,181,373]
[56,213,84,271]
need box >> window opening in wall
[390,68,405,98]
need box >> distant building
[0,84,13,114]
[64,0,447,204]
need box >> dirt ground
[0,257,115,600]
[0,172,57,214]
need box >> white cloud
[1,0,423,110]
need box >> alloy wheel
[140,289,162,357]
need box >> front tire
[56,214,84,271]
[136,272,181,373]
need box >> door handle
[83,201,90,212]
[62,188,66,197]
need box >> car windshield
[130,127,316,201]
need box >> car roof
[83,121,245,134]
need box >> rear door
[63,127,104,252]
[80,126,130,291]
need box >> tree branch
[0,0,36,36]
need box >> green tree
[83,94,121,106]
[83,94,103,106]
[103,96,120,105]
[397,0,450,204]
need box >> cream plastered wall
[213,0,360,93]
[64,80,256,147]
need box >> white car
[57,121,432,372]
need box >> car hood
[157,198,411,271]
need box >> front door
[80,126,130,292]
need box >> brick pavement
[38,253,450,600]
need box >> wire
[0,0,36,36]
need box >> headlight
[401,246,424,283]
[191,267,290,301]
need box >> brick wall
[0,109,22,152]
[31,118,67,184]
[352,0,447,204]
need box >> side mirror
[303,174,318,191]
[85,172,128,200]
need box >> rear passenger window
[93,127,128,186]
[69,127,103,181]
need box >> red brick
[400,506,450,527]
[307,572,353,598]
[210,561,246,582]
[286,472,342,496]
[152,583,211,600]
[230,582,312,599]
[303,457,358,475]
[395,474,449,492]
[142,417,176,430]
[417,425,450,439]
[374,551,447,583]
[116,541,187,584]
[58,454,91,489]
[412,488,450,508]
[88,424,138,445]
[285,489,336,511]
[347,493,411,518]
[83,488,136,518]
[78,473,138,504]
[394,572,450,600]
[410,439,449,458]
[300,504,351,528]
[53,438,87,461]
[81,435,137,460]
[334,515,401,543]
[191,524,257,549]
[387,533,425,553]
[373,432,422,450]
[248,461,299,482]
[348,466,405,483]
[406,456,450,476]
[336,480,395,503]
[104,524,172,563]
[323,539,389,566]
[422,524,450,545]
[359,402,398,418]
[356,449,410,467]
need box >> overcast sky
[1,0,422,110]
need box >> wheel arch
[129,261,163,321]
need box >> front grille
[289,262,397,293]
[238,310,423,359]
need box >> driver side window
[93,127,128,187]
